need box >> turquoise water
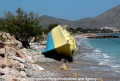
[82,33,120,73]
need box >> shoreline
[35,35,120,81]
[0,32,120,81]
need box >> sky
[1,0,120,21]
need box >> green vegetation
[43,24,58,34]
[0,8,42,48]
[48,24,58,31]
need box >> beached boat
[42,25,76,61]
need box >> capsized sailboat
[42,25,77,61]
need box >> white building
[101,27,119,32]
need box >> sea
[78,33,120,73]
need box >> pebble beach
[0,32,120,81]
[35,35,120,81]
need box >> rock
[9,56,26,63]
[72,73,82,76]
[24,63,31,69]
[32,64,45,71]
[16,48,27,58]
[6,33,11,39]
[20,71,26,78]
[2,34,7,39]
[11,60,22,71]
[14,40,22,48]
[16,48,35,63]
[12,63,21,72]
[17,78,28,81]
[2,67,19,77]
[4,42,14,47]
[6,43,14,48]
[3,57,12,67]
[0,48,5,58]
[60,63,69,71]
[5,39,11,42]
[9,68,20,77]
[96,78,103,81]
[0,56,4,67]
[41,40,46,45]
[25,55,35,63]
[4,46,14,55]
[11,36,16,40]
[0,68,5,75]
[30,37,35,43]
[19,63,25,71]
[0,42,5,48]
[32,54,44,61]
[2,74,17,81]
[10,59,20,65]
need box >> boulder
[0,42,5,48]
[9,56,26,63]
[0,48,5,58]
[11,59,25,71]
[41,40,46,45]
[12,63,21,72]
[16,48,27,58]
[32,54,44,62]
[6,33,11,39]
[32,64,44,71]
[96,78,103,81]
[29,37,35,43]
[2,34,7,39]
[5,39,11,42]
[9,68,20,77]
[17,78,28,81]
[19,63,25,71]
[60,63,69,71]
[14,40,22,48]
[0,56,4,67]
[72,73,82,76]
[2,74,17,81]
[5,46,13,55]
[20,71,26,78]
[25,55,35,63]
[0,68,5,75]
[6,43,14,48]
[3,57,12,67]
[16,48,35,63]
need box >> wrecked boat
[42,25,77,61]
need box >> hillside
[76,4,120,29]
[38,15,76,29]
[39,4,120,29]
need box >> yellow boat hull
[42,25,77,61]
[52,25,76,57]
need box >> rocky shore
[87,35,119,38]
[0,32,120,81]
[0,32,47,81]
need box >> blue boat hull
[42,31,57,55]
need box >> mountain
[39,4,120,29]
[38,15,76,29]
[76,4,120,29]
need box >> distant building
[101,27,119,32]
[72,27,77,29]
[61,25,68,28]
